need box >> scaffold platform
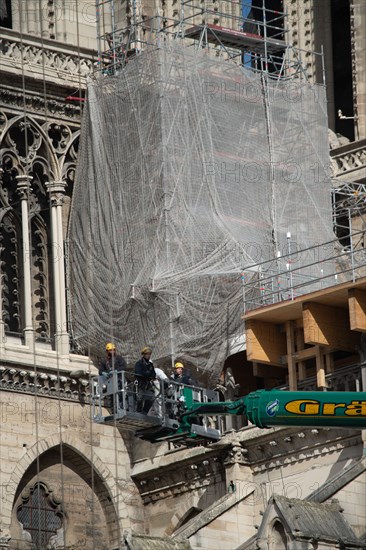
[185,24,286,54]
[97,409,164,431]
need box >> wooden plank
[348,288,366,332]
[295,328,306,380]
[246,319,287,366]
[285,321,297,391]
[302,302,359,351]
[315,345,326,389]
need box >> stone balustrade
[0,28,97,87]
[331,138,366,181]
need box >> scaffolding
[68,27,334,379]
[332,180,366,247]
[67,0,366,381]
[95,0,325,82]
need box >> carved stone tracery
[0,109,80,342]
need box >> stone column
[16,175,35,348]
[27,1,39,35]
[46,181,69,356]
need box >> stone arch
[1,113,60,183]
[268,519,288,549]
[6,432,121,549]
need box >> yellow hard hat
[174,362,184,369]
[141,346,152,355]
[106,342,116,352]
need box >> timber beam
[246,319,286,366]
[302,302,359,351]
[348,288,366,332]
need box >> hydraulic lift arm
[92,372,366,443]
[175,388,366,439]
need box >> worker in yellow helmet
[170,361,196,386]
[99,342,127,378]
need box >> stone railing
[0,28,97,87]
[331,139,366,181]
[0,364,91,402]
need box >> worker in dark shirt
[99,343,127,411]
[134,346,156,414]
[99,342,127,377]
[170,361,196,386]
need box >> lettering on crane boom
[283,399,366,417]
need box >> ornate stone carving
[1,111,79,340]
[0,365,90,402]
[0,32,95,82]
[133,454,224,503]
[0,212,22,333]
[0,89,82,121]
[331,143,366,176]
[224,442,249,465]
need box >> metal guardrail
[91,370,220,434]
[242,229,366,313]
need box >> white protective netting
[68,44,333,379]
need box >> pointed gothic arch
[0,112,69,342]
[1,114,60,185]
[9,437,121,549]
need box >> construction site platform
[185,24,286,54]
[96,410,163,431]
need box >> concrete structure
[1,1,365,549]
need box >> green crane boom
[180,388,366,431]
[92,372,366,443]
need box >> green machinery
[92,372,366,444]
[137,387,366,443]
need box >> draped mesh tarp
[68,44,333,379]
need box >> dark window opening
[331,0,354,141]
[17,482,64,550]
[0,213,23,334]
[251,0,284,39]
[0,0,12,29]
[243,1,285,73]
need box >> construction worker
[99,343,127,411]
[134,347,156,414]
[99,342,127,377]
[170,361,196,386]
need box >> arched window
[17,482,64,549]
[269,520,288,549]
